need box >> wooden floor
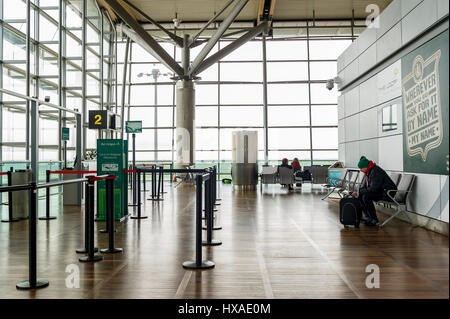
[0,182,448,299]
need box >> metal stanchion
[2,171,19,223]
[76,181,98,253]
[202,176,222,246]
[80,178,103,262]
[39,170,57,220]
[214,166,222,202]
[16,183,49,289]
[101,177,123,254]
[131,169,148,219]
[183,174,215,270]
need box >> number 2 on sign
[95,114,102,125]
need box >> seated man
[278,158,293,190]
[352,156,397,226]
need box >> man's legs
[360,192,383,225]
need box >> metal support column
[262,35,269,164]
[81,0,87,157]
[25,0,31,161]
[30,100,38,183]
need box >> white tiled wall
[337,0,449,220]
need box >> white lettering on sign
[402,50,442,162]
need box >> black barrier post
[39,170,57,220]
[202,175,222,246]
[132,133,136,205]
[2,171,19,223]
[214,166,222,202]
[76,181,99,254]
[182,174,214,270]
[143,171,147,192]
[131,169,148,219]
[16,183,49,289]
[80,178,103,262]
[101,177,123,253]
[157,166,163,200]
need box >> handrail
[0,87,81,115]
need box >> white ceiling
[126,0,393,22]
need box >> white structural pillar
[176,34,195,167]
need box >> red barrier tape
[50,170,97,174]
[89,175,116,182]
[123,169,136,173]
[0,172,8,176]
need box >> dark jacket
[359,165,397,197]
[278,163,292,173]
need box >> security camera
[173,18,181,28]
[326,79,335,91]
[325,77,341,91]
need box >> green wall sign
[125,121,143,133]
[62,127,70,141]
[402,30,449,175]
[97,139,128,221]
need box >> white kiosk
[231,131,258,190]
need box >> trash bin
[11,169,32,219]
[63,168,81,206]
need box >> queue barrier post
[131,169,148,219]
[2,171,19,223]
[101,176,123,254]
[182,174,215,270]
[76,177,99,253]
[202,173,222,246]
[39,170,57,220]
[16,182,49,289]
[79,177,103,262]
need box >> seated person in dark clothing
[278,158,293,190]
[291,158,302,187]
[352,156,397,226]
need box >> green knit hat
[358,156,370,168]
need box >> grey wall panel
[437,0,449,20]
[344,87,359,117]
[359,76,377,111]
[344,38,359,69]
[343,60,359,86]
[358,27,377,55]
[339,144,346,164]
[440,175,449,222]
[359,44,377,75]
[344,114,359,142]
[338,94,345,120]
[377,22,402,63]
[359,138,379,163]
[338,119,345,144]
[345,141,360,168]
[377,0,402,38]
[337,53,345,73]
[376,59,402,105]
[408,173,442,218]
[359,108,378,140]
[402,0,438,45]
[401,0,423,18]
[378,134,403,171]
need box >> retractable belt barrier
[0,173,117,290]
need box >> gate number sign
[88,110,108,129]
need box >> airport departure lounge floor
[0,183,448,299]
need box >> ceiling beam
[189,0,250,76]
[104,0,184,77]
[258,0,277,29]
[122,0,183,47]
[193,22,268,76]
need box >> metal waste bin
[12,169,31,219]
[63,169,81,206]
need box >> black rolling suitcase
[339,196,362,228]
